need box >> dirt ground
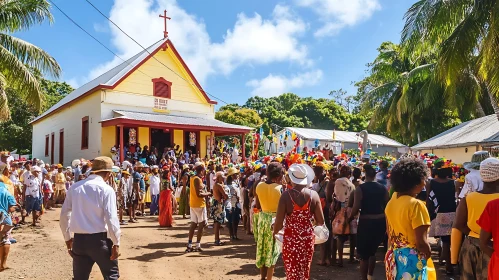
[3,209,458,280]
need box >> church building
[31,32,251,165]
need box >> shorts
[25,195,41,214]
[139,191,146,203]
[190,207,208,224]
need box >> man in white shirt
[148,166,161,215]
[459,151,489,198]
[60,156,121,280]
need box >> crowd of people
[0,146,499,280]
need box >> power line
[47,0,154,80]
[84,0,229,105]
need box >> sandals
[214,241,225,246]
[185,247,194,253]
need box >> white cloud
[296,0,381,37]
[66,78,80,88]
[246,70,323,97]
[93,22,108,33]
[76,0,312,88]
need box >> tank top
[189,176,206,208]
[255,182,281,212]
[466,192,499,238]
[359,181,387,216]
[430,179,456,213]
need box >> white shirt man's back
[459,169,483,198]
[60,174,120,245]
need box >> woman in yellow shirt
[254,162,283,280]
[452,157,499,280]
[385,158,436,280]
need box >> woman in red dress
[274,164,325,280]
[158,167,174,227]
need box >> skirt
[429,212,455,237]
[385,246,436,280]
[255,211,280,268]
[459,236,490,280]
[178,187,190,216]
[158,190,173,227]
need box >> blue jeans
[150,194,159,215]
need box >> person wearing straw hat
[186,162,212,252]
[60,156,121,280]
[55,164,67,204]
[459,151,490,199]
[274,163,325,280]
[226,167,241,241]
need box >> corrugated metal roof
[107,110,253,131]
[279,127,406,147]
[412,114,499,150]
[32,38,180,124]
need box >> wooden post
[119,125,124,163]
[242,133,246,161]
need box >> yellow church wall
[138,127,150,147]
[200,131,211,158]
[173,130,184,153]
[101,126,116,157]
[419,145,481,164]
[112,46,214,114]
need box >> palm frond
[0,44,43,112]
[0,34,60,78]
[0,0,53,33]
[437,11,486,87]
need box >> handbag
[332,206,350,235]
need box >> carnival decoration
[129,128,137,145]
[189,132,196,147]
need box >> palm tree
[356,42,469,145]
[0,0,61,121]
[401,0,499,120]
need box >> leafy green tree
[0,80,72,153]
[0,0,61,121]
[215,107,263,128]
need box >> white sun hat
[288,164,314,186]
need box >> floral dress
[282,194,315,280]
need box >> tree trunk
[487,87,499,121]
[475,101,486,117]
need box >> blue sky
[16,0,414,107]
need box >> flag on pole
[269,128,273,136]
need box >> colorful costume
[158,179,173,227]
[282,194,314,280]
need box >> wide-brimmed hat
[151,165,159,170]
[182,164,189,170]
[135,161,144,168]
[122,170,130,176]
[227,167,240,177]
[288,164,314,186]
[72,159,81,167]
[57,164,63,169]
[91,156,114,173]
[32,166,42,172]
[463,151,490,170]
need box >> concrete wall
[419,145,481,164]
[32,91,102,165]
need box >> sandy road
[3,209,456,280]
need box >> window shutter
[155,82,170,98]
